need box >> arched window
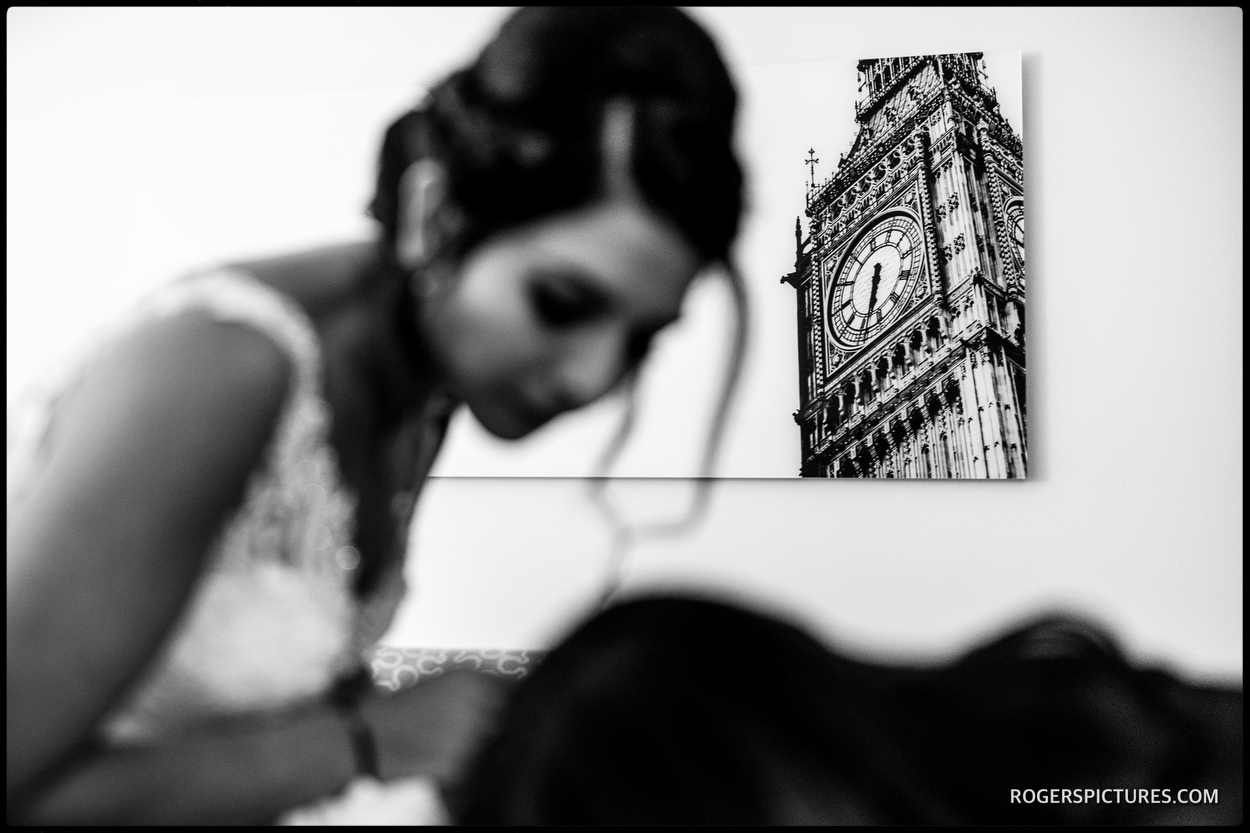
[926,317,943,353]
[940,432,953,478]
[875,358,890,393]
[910,330,925,367]
[922,445,934,478]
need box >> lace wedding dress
[7,269,448,824]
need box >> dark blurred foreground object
[452,595,1242,825]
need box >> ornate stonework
[785,53,1027,478]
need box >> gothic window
[858,370,874,408]
[944,378,962,413]
[922,445,934,478]
[940,433,953,478]
[926,318,943,353]
[910,331,925,366]
[876,357,890,392]
[893,343,908,378]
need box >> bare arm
[17,703,359,825]
[6,312,311,821]
[17,668,510,825]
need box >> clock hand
[866,262,883,312]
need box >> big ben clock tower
[783,52,1028,478]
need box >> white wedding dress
[7,269,448,825]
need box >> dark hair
[369,7,743,266]
[451,596,1243,825]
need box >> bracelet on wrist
[332,667,380,780]
[336,699,381,780]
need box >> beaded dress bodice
[7,269,414,744]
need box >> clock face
[1005,200,1025,264]
[826,213,925,350]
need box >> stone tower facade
[782,53,1027,478]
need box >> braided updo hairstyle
[368,6,743,267]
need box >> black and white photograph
[786,51,1028,479]
[7,6,1242,825]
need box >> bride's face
[420,197,701,439]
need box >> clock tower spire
[785,52,1027,478]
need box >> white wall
[7,8,1242,680]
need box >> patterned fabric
[368,646,546,691]
[273,649,546,825]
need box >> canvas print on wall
[7,11,1025,481]
[781,52,1027,479]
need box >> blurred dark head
[452,595,953,824]
[451,596,1243,825]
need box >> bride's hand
[361,669,511,786]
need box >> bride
[6,7,747,824]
